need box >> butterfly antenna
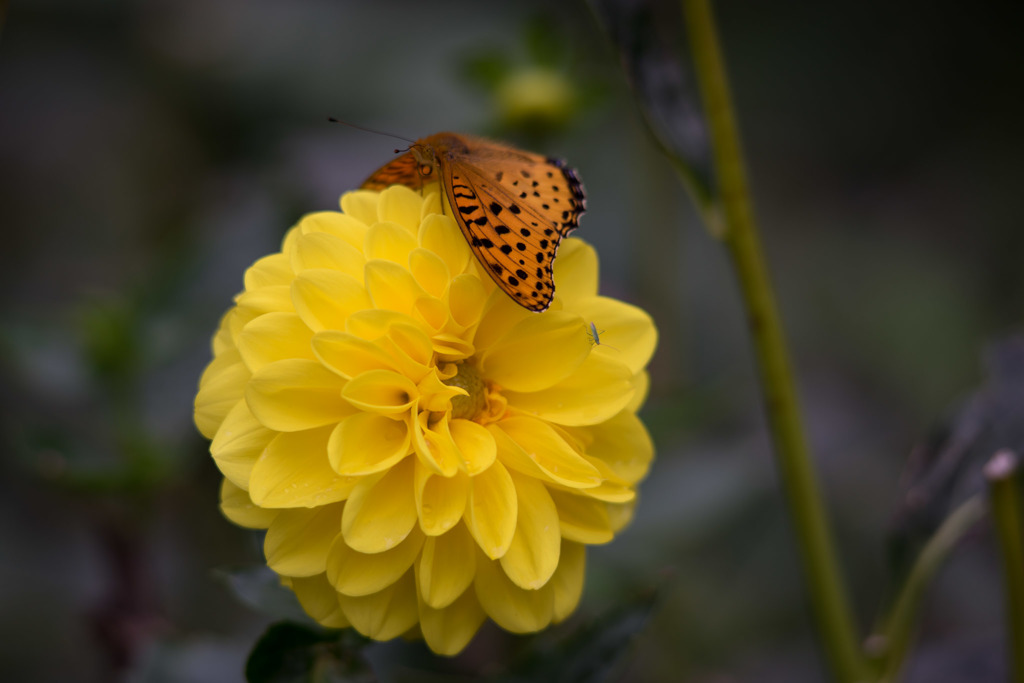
[326,118,415,145]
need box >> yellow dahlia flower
[194,184,657,655]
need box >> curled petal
[569,410,654,485]
[341,369,417,415]
[338,190,379,227]
[464,461,517,559]
[341,456,417,553]
[418,213,470,275]
[412,412,461,477]
[265,504,344,577]
[408,248,450,298]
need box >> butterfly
[360,132,586,312]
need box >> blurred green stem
[681,1,868,681]
[870,496,986,682]
[986,450,1024,683]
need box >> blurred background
[2,1,1023,681]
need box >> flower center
[444,362,486,420]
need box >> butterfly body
[361,132,586,312]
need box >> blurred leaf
[246,622,372,683]
[499,588,659,683]
[214,565,311,624]
[889,335,1024,582]
[589,0,714,207]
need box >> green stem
[986,450,1024,683]
[870,496,986,682]
[681,2,868,681]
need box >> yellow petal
[491,417,602,489]
[339,190,380,227]
[265,504,343,577]
[327,526,424,596]
[416,523,476,608]
[291,574,349,628]
[376,185,423,230]
[570,410,654,485]
[289,230,365,280]
[419,587,486,656]
[574,296,658,374]
[464,460,517,559]
[210,400,274,489]
[291,269,370,333]
[447,273,487,330]
[299,210,368,249]
[364,259,426,315]
[548,488,613,544]
[195,350,250,439]
[550,238,597,303]
[244,253,293,290]
[234,285,294,317]
[341,369,417,415]
[500,475,560,590]
[419,189,443,220]
[414,460,468,536]
[311,331,398,379]
[382,322,434,381]
[341,456,417,553]
[411,411,461,477]
[236,312,315,374]
[246,359,354,432]
[339,570,419,641]
[412,294,449,333]
[249,427,359,508]
[474,554,554,634]
[416,371,466,414]
[220,478,278,529]
[569,455,636,504]
[626,370,649,413]
[450,419,496,475]
[328,412,411,476]
[481,311,590,393]
[504,352,634,426]
[408,248,450,299]
[364,221,419,263]
[551,541,586,622]
[418,213,470,276]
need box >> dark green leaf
[245,621,370,683]
[589,0,714,206]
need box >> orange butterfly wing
[361,151,425,191]
[360,133,586,312]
